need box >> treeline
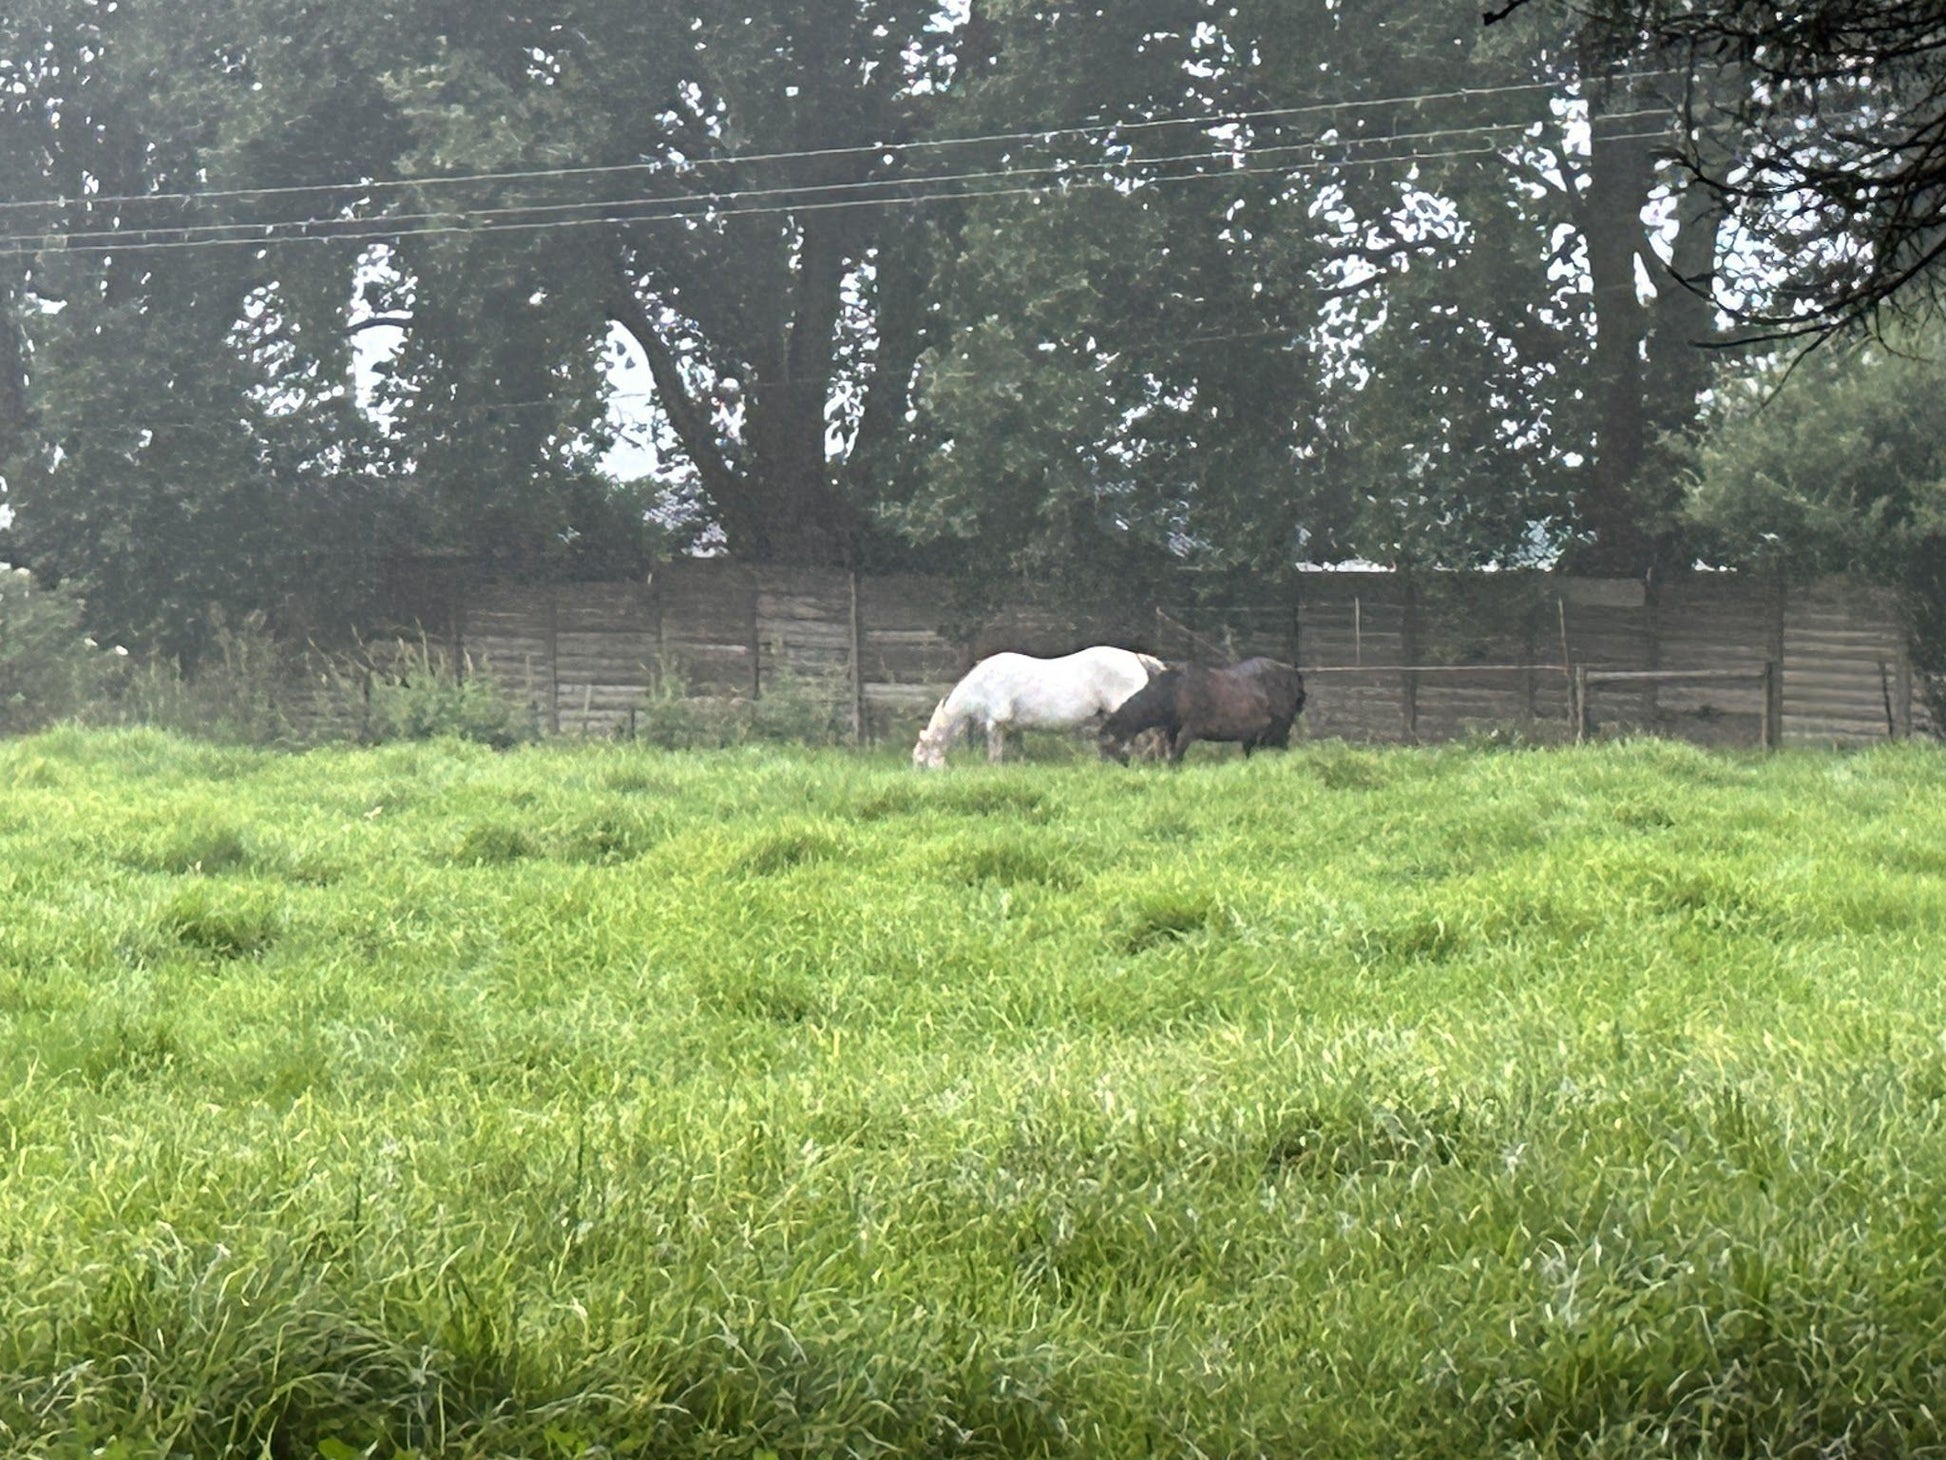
[0,0,1940,666]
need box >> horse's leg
[1170,726,1192,765]
[987,719,1007,763]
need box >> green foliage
[105,612,298,746]
[351,637,542,750]
[95,622,540,749]
[0,567,111,733]
[3,0,1744,622]
[1685,332,1946,720]
[893,0,1729,576]
[1686,338,1946,574]
[630,659,853,749]
[1,734,1946,1454]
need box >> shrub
[0,567,113,735]
[330,634,541,749]
[631,656,852,749]
[107,610,296,745]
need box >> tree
[0,0,410,658]
[1685,334,1946,576]
[897,0,1737,576]
[262,0,994,568]
[1490,0,1946,336]
[1682,328,1946,718]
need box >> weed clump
[730,821,849,876]
[449,820,535,867]
[160,881,284,957]
[948,837,1079,890]
[1118,889,1228,951]
[631,660,851,749]
[119,816,252,876]
[552,809,667,863]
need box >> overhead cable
[6,111,1668,250]
[0,69,1683,218]
[0,128,1676,259]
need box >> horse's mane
[920,695,957,742]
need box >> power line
[0,70,1683,220]
[0,128,1675,260]
[6,111,1669,251]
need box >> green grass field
[4,727,1946,1458]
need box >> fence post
[1643,569,1661,730]
[1574,665,1590,743]
[545,587,561,736]
[650,569,667,696]
[1400,575,1419,743]
[1760,661,1778,751]
[749,568,763,701]
[848,567,866,747]
[1896,642,1915,738]
[452,587,467,685]
[1289,600,1302,677]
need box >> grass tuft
[1117,887,1229,950]
[160,879,285,957]
[448,819,536,866]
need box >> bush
[631,657,852,749]
[0,567,113,735]
[106,611,296,745]
[337,634,541,749]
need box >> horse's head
[1096,722,1135,764]
[912,700,954,769]
[1099,672,1177,765]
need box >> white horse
[912,646,1165,768]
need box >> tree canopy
[0,0,1899,655]
[1493,0,1946,335]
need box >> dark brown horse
[1099,658,1305,764]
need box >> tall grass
[2,730,1945,1456]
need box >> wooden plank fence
[440,562,1933,748]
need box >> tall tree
[262,0,995,567]
[897,0,1738,576]
[0,0,405,655]
[1492,0,1946,335]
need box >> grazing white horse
[912,646,1165,768]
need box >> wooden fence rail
[425,563,1931,748]
[1578,664,1780,749]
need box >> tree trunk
[610,208,868,567]
[0,285,28,468]
[1573,122,1659,574]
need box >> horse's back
[1234,657,1305,719]
[970,645,1154,724]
